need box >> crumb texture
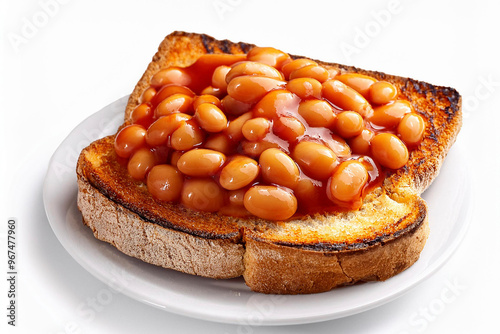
[77,177,245,279]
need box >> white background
[1,0,500,333]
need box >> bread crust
[243,217,429,294]
[77,173,245,279]
[76,31,461,294]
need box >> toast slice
[77,31,461,294]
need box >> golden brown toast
[77,31,461,294]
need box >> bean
[259,148,300,189]
[328,161,368,203]
[227,76,286,104]
[195,103,228,133]
[181,178,225,212]
[370,133,409,169]
[219,156,260,190]
[322,80,372,117]
[147,165,183,201]
[243,185,297,220]
[177,149,226,177]
[292,141,338,180]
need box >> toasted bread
[76,31,461,294]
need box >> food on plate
[77,31,462,294]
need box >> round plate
[43,96,471,325]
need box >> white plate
[43,96,472,326]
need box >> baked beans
[371,133,409,169]
[241,140,280,157]
[336,73,377,98]
[195,103,228,133]
[273,116,306,142]
[253,89,300,119]
[335,111,364,138]
[114,124,147,158]
[177,149,226,177]
[242,117,270,141]
[193,94,222,110]
[155,93,193,118]
[322,79,372,117]
[141,87,157,103]
[181,178,225,212]
[286,78,322,100]
[369,81,398,105]
[259,148,300,189]
[368,100,412,128]
[204,133,235,154]
[328,160,368,203]
[227,76,286,104]
[349,129,375,155]
[147,165,184,201]
[225,112,253,141]
[289,65,329,83]
[298,99,336,128]
[246,47,291,69]
[243,185,297,220]
[397,113,425,146]
[127,148,157,180]
[293,141,338,180]
[212,65,231,92]
[219,156,260,190]
[146,113,192,147]
[150,67,191,88]
[221,95,252,115]
[225,61,284,83]
[170,120,204,151]
[282,58,318,79]
[131,103,154,128]
[116,45,424,220]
